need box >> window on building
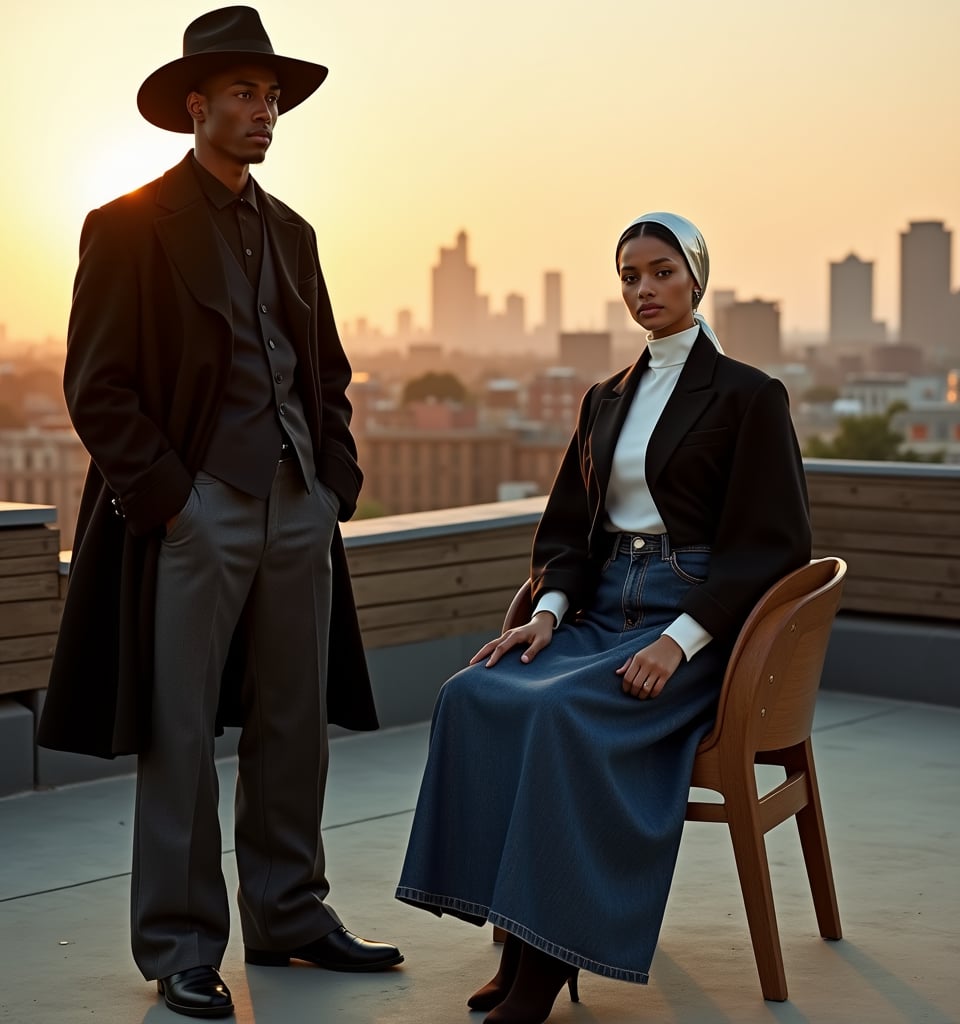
[910,424,928,441]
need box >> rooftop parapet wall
[804,459,960,622]
[0,461,958,793]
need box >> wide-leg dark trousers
[131,463,341,980]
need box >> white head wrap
[616,212,723,352]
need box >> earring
[692,289,702,307]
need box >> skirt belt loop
[610,532,622,563]
[660,533,671,560]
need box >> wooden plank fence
[805,460,960,622]
[4,462,959,701]
[0,511,61,696]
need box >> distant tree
[353,498,387,520]
[801,385,839,404]
[402,371,468,405]
[804,403,943,462]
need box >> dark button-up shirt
[190,154,263,288]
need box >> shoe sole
[244,950,405,972]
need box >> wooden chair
[493,556,847,1002]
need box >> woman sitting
[396,212,811,1023]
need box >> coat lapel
[260,192,312,347]
[585,351,650,534]
[645,330,719,492]
[153,155,233,328]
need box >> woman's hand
[616,635,684,699]
[469,612,556,668]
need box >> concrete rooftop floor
[0,691,957,1024]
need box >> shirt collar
[189,153,259,212]
[646,323,700,369]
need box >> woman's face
[618,234,698,339]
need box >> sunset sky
[3,0,959,346]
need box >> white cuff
[532,590,569,630]
[662,613,713,661]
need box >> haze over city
[3,0,959,345]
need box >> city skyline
[343,217,958,359]
[2,0,959,343]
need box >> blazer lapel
[587,351,650,530]
[645,330,719,492]
[153,155,233,328]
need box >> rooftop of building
[0,691,956,1024]
[2,460,959,1023]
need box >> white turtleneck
[534,323,713,661]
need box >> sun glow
[75,136,190,213]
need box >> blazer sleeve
[64,207,192,536]
[306,225,363,519]
[530,384,598,610]
[680,377,812,641]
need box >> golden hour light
[3,0,960,343]
[2,13,960,1024]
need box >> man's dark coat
[38,154,378,758]
[531,331,813,639]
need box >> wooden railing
[343,499,541,649]
[0,504,60,697]
[805,459,960,622]
[2,460,960,700]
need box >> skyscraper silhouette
[543,271,563,340]
[431,231,481,345]
[900,221,951,359]
[830,253,885,344]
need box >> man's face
[189,64,280,167]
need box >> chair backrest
[698,557,847,756]
[502,580,533,632]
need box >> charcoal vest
[202,225,317,498]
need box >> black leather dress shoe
[245,925,404,972]
[156,966,234,1018]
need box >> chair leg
[791,740,842,940]
[725,780,789,1001]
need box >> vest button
[279,403,286,416]
[267,338,276,349]
[260,303,268,313]
[245,248,253,257]
[275,372,283,383]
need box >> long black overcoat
[531,331,813,640]
[38,154,378,758]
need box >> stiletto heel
[567,969,580,1003]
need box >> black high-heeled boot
[483,942,580,1024]
[467,932,522,1011]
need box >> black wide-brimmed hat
[137,6,328,133]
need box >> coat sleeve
[64,208,192,536]
[680,377,812,641]
[306,226,362,519]
[530,384,599,610]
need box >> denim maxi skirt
[395,533,730,984]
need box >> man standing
[39,7,402,1018]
